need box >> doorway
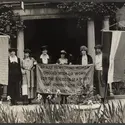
[24,18,87,63]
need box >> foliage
[67,84,101,105]
[116,6,125,30]
[0,106,18,123]
[0,100,125,123]
[112,82,125,95]
[57,2,119,27]
[37,81,101,105]
[0,5,25,41]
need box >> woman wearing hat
[21,49,37,105]
[56,50,68,65]
[39,45,51,64]
[38,45,52,103]
[94,45,105,102]
[77,46,93,65]
[56,50,69,104]
[7,48,22,105]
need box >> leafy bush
[0,100,125,123]
[0,106,18,123]
[0,5,25,43]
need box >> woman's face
[24,53,29,58]
[42,50,48,55]
[61,53,65,58]
[95,48,101,54]
[81,50,86,56]
[10,51,16,57]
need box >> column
[87,18,95,62]
[103,16,110,30]
[17,29,24,60]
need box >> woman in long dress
[56,50,69,104]
[21,49,37,105]
[37,45,52,103]
[7,48,22,105]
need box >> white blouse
[58,58,68,64]
[40,54,49,64]
[82,55,88,66]
[95,53,102,71]
[9,56,18,63]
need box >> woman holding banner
[39,45,51,64]
[21,49,37,105]
[37,45,52,104]
[56,50,69,104]
[56,50,68,65]
[77,46,93,65]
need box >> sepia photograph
[0,0,124,123]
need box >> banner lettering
[36,64,94,95]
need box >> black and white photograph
[0,0,124,123]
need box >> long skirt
[94,70,105,98]
[22,69,35,99]
[7,80,20,104]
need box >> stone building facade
[1,0,116,98]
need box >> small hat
[80,46,88,52]
[94,45,102,50]
[41,45,48,51]
[9,48,17,52]
[24,49,31,53]
[60,50,67,54]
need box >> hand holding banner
[36,64,94,95]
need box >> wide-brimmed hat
[24,49,31,54]
[94,45,103,50]
[9,48,17,52]
[60,50,67,54]
[80,46,88,52]
[41,45,48,51]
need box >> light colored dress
[21,57,37,99]
[57,58,68,65]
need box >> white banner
[0,36,9,85]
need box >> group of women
[7,45,95,105]
[8,48,37,105]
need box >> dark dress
[94,54,108,101]
[7,58,22,105]
[77,54,93,65]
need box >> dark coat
[8,58,22,82]
[77,54,93,65]
[8,57,22,104]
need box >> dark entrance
[24,18,87,63]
